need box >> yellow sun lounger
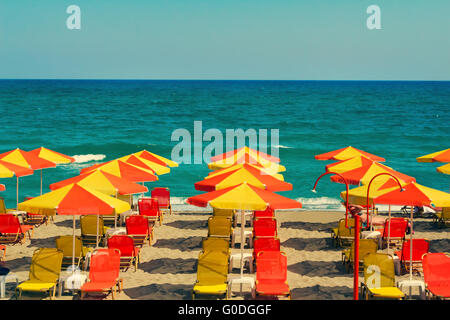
[212,208,235,219]
[207,216,233,239]
[15,248,64,300]
[202,237,230,255]
[360,253,405,300]
[331,218,359,247]
[55,235,93,269]
[80,215,110,247]
[342,238,378,273]
[193,250,229,299]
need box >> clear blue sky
[0,0,448,80]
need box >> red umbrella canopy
[194,165,293,192]
[0,184,5,192]
[187,183,302,211]
[315,146,386,162]
[0,148,56,170]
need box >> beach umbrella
[325,155,378,173]
[134,150,179,167]
[208,152,286,172]
[210,146,281,164]
[187,183,301,280]
[49,170,147,228]
[437,163,450,175]
[416,148,450,163]
[374,182,450,281]
[0,184,5,192]
[28,147,75,195]
[18,183,131,271]
[330,162,416,186]
[0,149,54,208]
[206,163,285,181]
[117,154,170,175]
[195,165,293,192]
[315,146,385,162]
[80,159,158,183]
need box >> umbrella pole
[16,176,19,210]
[114,192,118,230]
[72,216,76,274]
[40,169,43,195]
[410,206,413,280]
[387,205,391,254]
[96,213,99,249]
[240,209,244,286]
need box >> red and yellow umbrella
[315,146,385,162]
[208,152,286,172]
[416,149,450,163]
[80,159,158,183]
[134,150,179,167]
[325,155,377,173]
[437,163,450,175]
[210,146,281,163]
[195,165,293,192]
[187,182,301,211]
[117,154,170,175]
[330,162,416,186]
[49,170,148,196]
[206,163,284,181]
[0,184,5,192]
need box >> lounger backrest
[382,218,408,238]
[254,207,275,218]
[108,235,135,256]
[212,208,234,218]
[256,251,287,282]
[151,188,170,207]
[363,253,396,288]
[208,217,231,236]
[349,239,378,261]
[55,235,83,257]
[202,238,229,252]
[254,218,277,229]
[138,198,159,217]
[422,253,450,284]
[126,215,149,234]
[442,207,450,220]
[253,237,280,257]
[338,218,356,237]
[80,215,105,235]
[196,251,228,283]
[0,214,21,234]
[29,248,63,283]
[400,239,429,262]
[89,248,121,282]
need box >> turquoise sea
[0,80,449,210]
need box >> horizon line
[0,78,449,82]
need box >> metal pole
[410,206,413,280]
[40,169,43,195]
[16,176,19,210]
[72,216,76,274]
[240,209,244,280]
[354,214,360,300]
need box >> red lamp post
[312,171,360,300]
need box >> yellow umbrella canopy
[18,183,131,216]
[315,146,386,162]
[28,147,75,164]
[208,151,286,172]
[206,163,284,181]
[117,154,171,175]
[416,148,450,163]
[437,163,450,175]
[134,150,179,168]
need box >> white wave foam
[72,154,106,163]
[273,145,293,149]
[295,197,345,211]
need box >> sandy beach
[1,208,448,300]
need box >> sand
[0,209,448,300]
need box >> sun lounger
[212,208,235,219]
[207,216,232,239]
[107,235,140,272]
[202,237,230,254]
[253,237,280,261]
[79,248,123,300]
[193,250,229,299]
[125,215,153,247]
[0,214,33,245]
[331,218,358,247]
[432,207,450,227]
[254,207,275,219]
[253,218,277,238]
[342,239,378,273]
[255,251,291,299]
[80,215,109,247]
[378,218,408,249]
[138,197,162,226]
[55,235,92,269]
[422,252,450,300]
[15,248,64,300]
[394,239,429,274]
[360,253,405,300]
[151,187,172,215]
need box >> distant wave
[273,145,293,149]
[72,154,106,163]
[295,197,345,211]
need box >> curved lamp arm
[365,173,404,230]
[313,171,350,227]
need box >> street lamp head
[311,189,317,194]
